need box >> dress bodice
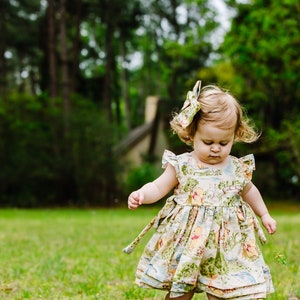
[162,150,255,207]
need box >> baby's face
[192,122,234,166]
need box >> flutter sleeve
[239,154,256,184]
[162,150,179,173]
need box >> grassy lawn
[0,204,299,300]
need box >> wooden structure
[114,96,169,167]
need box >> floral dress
[124,150,274,299]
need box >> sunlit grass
[0,205,299,299]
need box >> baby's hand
[128,191,144,210]
[261,213,277,234]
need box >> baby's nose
[211,144,220,152]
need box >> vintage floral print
[134,150,274,299]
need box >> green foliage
[123,162,161,196]
[134,0,218,101]
[222,0,300,127]
[2,0,300,203]
[197,61,236,88]
[219,0,300,199]
[0,94,120,207]
[263,118,300,196]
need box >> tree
[47,0,58,98]
[136,0,219,102]
[222,0,300,128]
[6,0,288,206]
[0,0,7,99]
[0,0,42,95]
[59,0,70,134]
[221,0,300,198]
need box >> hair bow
[174,80,201,128]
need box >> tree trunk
[0,0,7,99]
[47,0,58,98]
[70,0,82,94]
[120,40,131,131]
[59,0,70,135]
[29,69,37,95]
[103,25,114,122]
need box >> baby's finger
[130,191,140,201]
[266,222,276,234]
[128,199,138,210]
[270,222,277,234]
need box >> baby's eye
[203,140,213,145]
[220,142,228,146]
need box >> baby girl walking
[124,81,277,299]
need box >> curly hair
[170,85,260,145]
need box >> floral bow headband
[174,80,202,128]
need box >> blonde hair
[170,85,259,145]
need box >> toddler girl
[124,81,277,300]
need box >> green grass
[0,205,299,299]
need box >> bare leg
[165,291,195,300]
[207,294,221,300]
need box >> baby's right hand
[261,213,277,234]
[128,191,144,210]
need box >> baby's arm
[128,163,178,210]
[242,182,277,234]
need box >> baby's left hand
[261,213,277,234]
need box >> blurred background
[0,0,299,208]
